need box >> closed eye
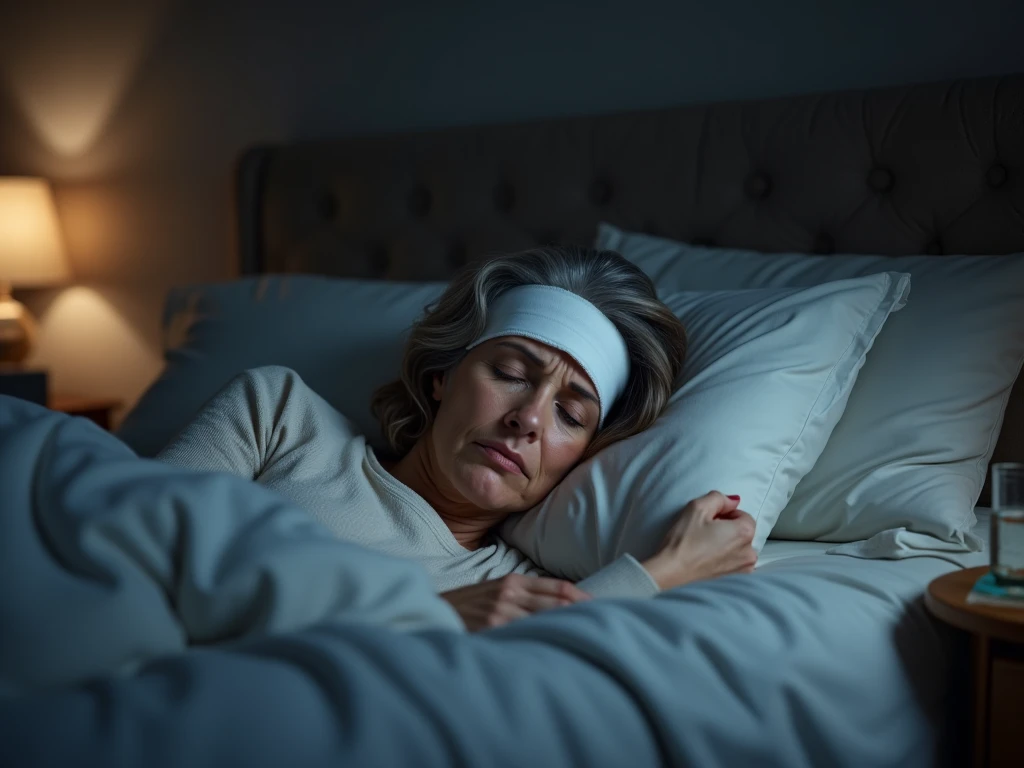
[558,406,584,429]
[491,365,526,384]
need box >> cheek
[436,374,507,438]
[459,376,512,425]
[540,433,590,482]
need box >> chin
[459,464,526,513]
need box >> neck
[388,433,505,550]
[0,280,12,302]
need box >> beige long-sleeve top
[157,366,658,598]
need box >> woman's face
[430,336,601,514]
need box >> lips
[475,440,527,476]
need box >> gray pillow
[117,275,445,457]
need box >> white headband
[466,284,631,426]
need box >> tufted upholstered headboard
[235,74,1024,490]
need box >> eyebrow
[494,341,600,407]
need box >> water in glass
[991,463,1024,586]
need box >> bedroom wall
[1,0,1022,422]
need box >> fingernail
[727,495,741,501]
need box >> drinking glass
[991,462,1024,586]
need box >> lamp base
[0,292,37,364]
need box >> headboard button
[867,167,894,193]
[812,233,835,255]
[318,192,339,221]
[924,239,943,256]
[493,182,516,213]
[589,177,614,207]
[408,186,433,217]
[987,164,1008,188]
[744,172,772,200]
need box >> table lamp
[0,177,71,364]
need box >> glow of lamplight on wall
[55,184,125,276]
[30,285,160,402]
[0,1,169,158]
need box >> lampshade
[0,177,71,287]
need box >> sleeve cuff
[575,553,660,598]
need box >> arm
[507,550,660,598]
[575,553,659,598]
[532,491,757,595]
[448,492,757,631]
[157,365,333,479]
[439,552,658,632]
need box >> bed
[3,74,1023,767]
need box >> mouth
[475,441,527,477]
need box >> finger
[715,508,755,534]
[463,602,530,631]
[490,602,531,627]
[458,608,499,633]
[732,511,757,540]
[518,593,576,613]
[699,491,741,518]
[731,544,759,573]
[520,577,591,602]
[745,546,759,570]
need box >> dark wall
[0,0,1021,413]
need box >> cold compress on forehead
[466,284,631,426]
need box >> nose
[504,392,545,439]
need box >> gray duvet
[0,395,965,767]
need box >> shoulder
[232,364,310,390]
[231,365,362,440]
[222,365,319,406]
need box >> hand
[440,573,591,632]
[642,491,758,590]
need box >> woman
[158,246,756,631]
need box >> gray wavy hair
[371,245,687,459]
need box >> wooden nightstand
[925,566,1024,768]
[49,395,121,431]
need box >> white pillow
[501,273,909,579]
[598,223,1024,557]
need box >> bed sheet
[758,507,991,568]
